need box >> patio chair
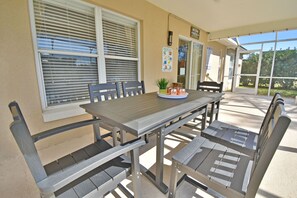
[121,80,145,97]
[196,81,223,124]
[88,82,122,145]
[168,94,291,198]
[201,93,284,157]
[9,101,145,198]
[121,80,148,143]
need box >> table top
[80,90,223,136]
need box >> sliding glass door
[177,38,203,89]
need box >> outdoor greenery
[257,87,297,98]
[239,48,297,97]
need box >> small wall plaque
[190,26,200,40]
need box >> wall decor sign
[162,47,173,72]
[190,26,200,40]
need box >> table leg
[140,127,168,194]
[156,129,164,184]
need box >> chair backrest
[246,98,291,197]
[197,81,223,93]
[122,81,145,97]
[257,93,284,150]
[9,102,47,183]
[88,82,120,102]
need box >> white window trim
[102,8,141,81]
[28,0,141,122]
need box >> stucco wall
[0,0,226,196]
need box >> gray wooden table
[81,89,223,193]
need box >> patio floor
[4,92,297,197]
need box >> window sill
[42,104,87,122]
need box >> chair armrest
[32,119,100,142]
[37,138,145,196]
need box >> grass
[239,84,297,98]
[257,88,297,98]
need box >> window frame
[28,0,141,121]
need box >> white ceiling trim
[209,18,297,41]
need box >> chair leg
[93,117,101,142]
[209,102,215,124]
[168,160,178,198]
[131,148,142,198]
[112,127,120,146]
[215,103,220,120]
[201,105,207,130]
[120,130,127,144]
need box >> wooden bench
[169,94,291,198]
[9,101,145,198]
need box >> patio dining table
[80,89,223,193]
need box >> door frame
[233,47,262,94]
[178,35,204,89]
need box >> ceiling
[146,0,297,40]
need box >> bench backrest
[9,101,47,183]
[246,98,291,197]
[122,81,145,97]
[88,82,120,102]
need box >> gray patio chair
[9,101,145,198]
[196,81,223,124]
[168,94,291,198]
[201,93,284,157]
[121,80,151,143]
[88,82,122,145]
[122,80,145,97]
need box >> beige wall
[0,0,226,196]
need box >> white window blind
[33,0,98,106]
[40,54,98,106]
[34,0,97,54]
[102,11,138,82]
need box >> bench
[169,94,291,198]
[9,101,145,198]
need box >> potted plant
[156,78,169,94]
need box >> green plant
[156,78,169,89]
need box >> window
[30,0,140,119]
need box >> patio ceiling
[146,0,297,40]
